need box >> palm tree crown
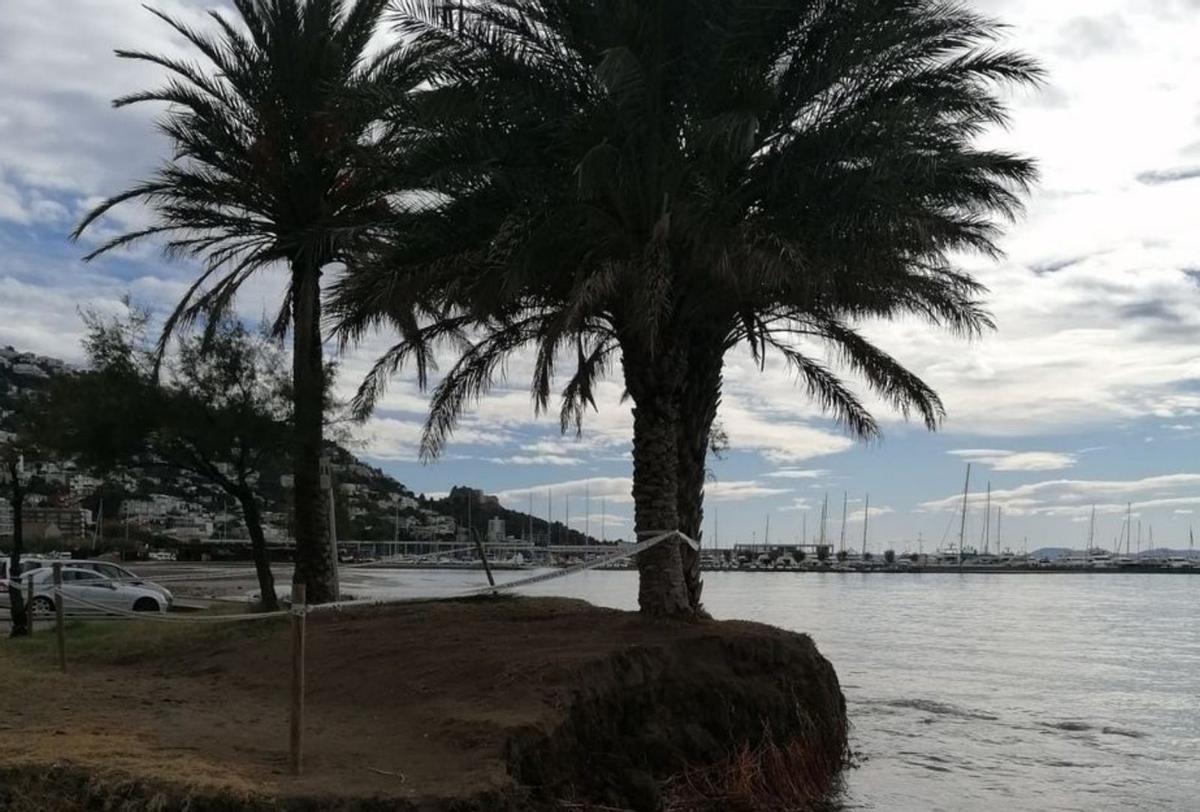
[73,0,415,603]
[334,0,1040,614]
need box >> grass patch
[1,611,286,670]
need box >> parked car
[2,559,173,608]
[55,560,173,604]
[24,567,171,616]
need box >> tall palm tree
[72,0,419,603]
[335,0,1038,616]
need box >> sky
[1,0,1199,552]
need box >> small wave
[1043,720,1093,732]
[882,698,1000,721]
[1044,759,1103,768]
[915,762,953,773]
[1101,726,1147,739]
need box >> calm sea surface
[341,569,1200,810]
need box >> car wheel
[31,596,56,616]
[132,597,160,613]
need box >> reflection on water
[341,568,1200,811]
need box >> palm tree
[334,0,1038,616]
[72,0,419,603]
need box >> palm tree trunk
[631,393,691,617]
[6,463,29,638]
[675,338,724,614]
[236,485,279,611]
[290,258,334,604]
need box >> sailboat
[934,464,975,565]
[1166,526,1196,569]
[1062,505,1111,568]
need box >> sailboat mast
[862,493,870,556]
[997,506,1003,552]
[765,514,771,546]
[983,482,991,554]
[958,464,971,566]
[820,493,828,547]
[1087,505,1095,563]
[839,492,848,555]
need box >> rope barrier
[19,529,698,624]
[307,529,694,613]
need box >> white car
[3,559,173,608]
[25,567,171,616]
[55,560,174,605]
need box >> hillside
[0,346,599,550]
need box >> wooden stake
[290,583,307,775]
[25,574,34,637]
[52,562,65,672]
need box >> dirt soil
[0,596,845,811]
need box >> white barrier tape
[636,529,699,550]
[307,530,680,614]
[461,532,669,595]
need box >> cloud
[706,481,792,501]
[949,449,1079,471]
[487,454,580,466]
[919,473,1200,518]
[1030,255,1090,275]
[356,417,512,462]
[1055,15,1131,59]
[562,512,628,533]
[715,392,857,462]
[848,505,894,523]
[764,469,829,480]
[493,476,634,505]
[780,498,814,513]
[1136,166,1200,185]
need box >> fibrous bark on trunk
[631,393,691,617]
[676,340,724,614]
[290,259,335,604]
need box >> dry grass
[1,610,284,669]
[663,722,844,812]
